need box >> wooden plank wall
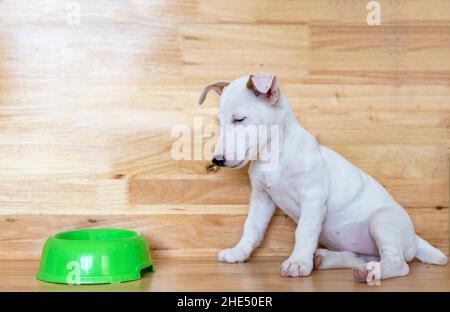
[0,0,449,259]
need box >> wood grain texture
[1,259,450,292]
[0,211,447,260]
[0,0,449,259]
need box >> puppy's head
[199,74,281,169]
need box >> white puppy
[199,74,448,281]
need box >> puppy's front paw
[217,248,249,263]
[280,257,313,277]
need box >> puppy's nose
[212,155,225,167]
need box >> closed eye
[232,116,247,124]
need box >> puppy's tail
[415,235,448,265]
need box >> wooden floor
[1,258,449,292]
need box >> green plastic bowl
[36,228,154,285]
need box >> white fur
[204,75,448,281]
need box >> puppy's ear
[198,81,230,105]
[246,73,280,106]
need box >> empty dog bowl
[36,228,154,284]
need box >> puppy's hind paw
[313,248,329,270]
[280,257,313,277]
[352,267,370,283]
[217,248,249,263]
[313,255,322,270]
